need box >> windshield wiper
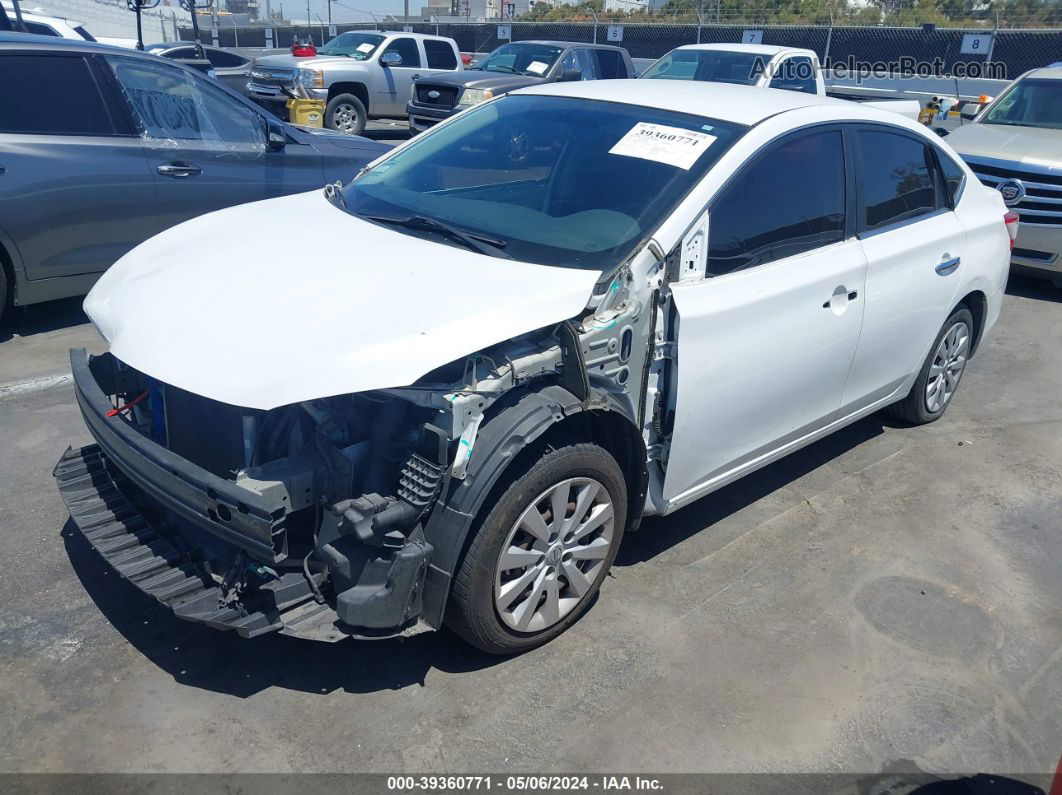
[364,214,512,259]
[485,64,519,74]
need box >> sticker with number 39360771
[608,122,717,170]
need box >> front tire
[446,443,627,655]
[325,93,367,136]
[887,306,974,425]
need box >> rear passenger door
[0,51,158,280]
[374,37,423,115]
[841,126,966,410]
[662,127,868,505]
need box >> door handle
[157,162,202,178]
[936,255,961,275]
[0,166,5,176]
[412,73,421,79]
[822,290,859,309]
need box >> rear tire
[446,442,627,655]
[0,265,8,327]
[325,93,367,136]
[887,306,974,425]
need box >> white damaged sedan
[58,80,1013,654]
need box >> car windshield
[473,43,564,77]
[318,32,385,59]
[982,78,1062,130]
[640,50,763,85]
[339,94,745,270]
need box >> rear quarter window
[592,49,626,79]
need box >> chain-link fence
[181,21,1062,79]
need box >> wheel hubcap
[925,320,969,413]
[494,477,615,633]
[332,104,357,132]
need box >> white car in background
[58,81,1013,655]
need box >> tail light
[1004,210,1020,249]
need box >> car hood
[416,71,547,93]
[254,53,361,71]
[947,122,1062,168]
[83,191,600,411]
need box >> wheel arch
[327,82,370,113]
[955,289,988,355]
[419,384,648,629]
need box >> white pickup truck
[641,43,921,121]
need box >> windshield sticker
[609,122,717,170]
[356,42,375,53]
[526,61,549,75]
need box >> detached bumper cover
[55,445,343,640]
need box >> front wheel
[887,306,974,425]
[325,93,367,136]
[446,443,627,655]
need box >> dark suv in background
[406,40,635,132]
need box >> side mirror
[960,107,979,121]
[266,119,287,151]
[933,127,949,137]
[381,52,402,68]
[560,69,582,82]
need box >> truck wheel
[446,443,627,655]
[887,306,974,425]
[325,94,367,136]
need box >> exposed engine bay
[70,257,664,641]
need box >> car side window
[593,48,624,79]
[105,56,264,151]
[23,21,59,36]
[383,37,422,68]
[769,56,817,94]
[206,49,247,68]
[936,150,966,207]
[424,39,457,70]
[166,47,195,58]
[707,130,846,276]
[858,129,939,231]
[0,53,115,135]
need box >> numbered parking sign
[497,24,511,40]
[264,27,274,46]
[328,24,336,36]
[606,25,623,42]
[403,24,414,32]
[742,29,763,45]
[211,27,219,46]
[960,33,992,55]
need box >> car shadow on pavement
[62,412,895,697]
[0,297,90,343]
[62,520,506,698]
[1005,273,1062,303]
[616,414,887,567]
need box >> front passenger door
[662,128,868,506]
[374,37,423,115]
[105,55,271,231]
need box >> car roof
[518,79,844,126]
[0,30,120,50]
[1024,66,1062,80]
[511,40,623,50]
[671,43,815,58]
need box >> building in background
[420,0,529,21]
[224,0,259,22]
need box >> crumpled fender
[418,384,646,628]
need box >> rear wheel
[0,265,8,327]
[887,306,974,425]
[325,93,367,136]
[446,443,627,655]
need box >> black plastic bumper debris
[54,445,347,642]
